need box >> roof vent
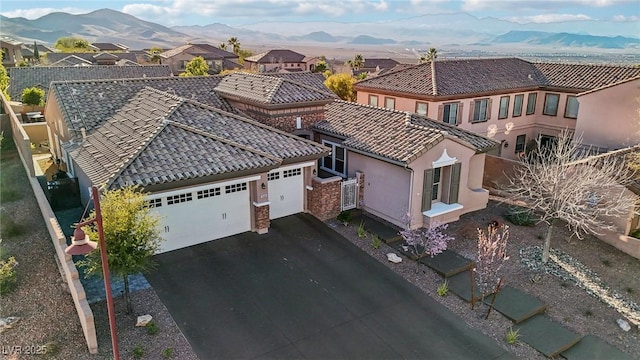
[528,74,533,80]
[80,127,87,141]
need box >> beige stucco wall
[22,122,48,144]
[246,61,307,73]
[575,78,640,150]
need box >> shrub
[437,280,449,296]
[146,321,159,335]
[629,229,640,239]
[0,245,18,295]
[336,211,352,225]
[163,348,174,359]
[21,87,45,106]
[371,235,381,249]
[505,327,520,344]
[505,206,536,226]
[357,221,367,238]
[132,345,145,359]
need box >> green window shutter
[422,169,434,211]
[449,163,461,204]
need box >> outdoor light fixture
[313,169,317,176]
[261,182,266,190]
[65,186,120,360]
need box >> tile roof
[159,44,237,60]
[354,58,640,97]
[263,72,334,95]
[577,75,640,96]
[361,58,400,69]
[48,56,94,67]
[45,52,138,65]
[60,87,328,189]
[49,76,237,138]
[91,43,128,51]
[245,49,306,64]
[9,64,172,99]
[215,72,337,106]
[314,101,498,164]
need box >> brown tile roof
[159,44,237,60]
[314,101,498,164]
[215,72,337,106]
[361,58,400,69]
[91,43,129,51]
[354,58,640,97]
[245,49,306,64]
[264,72,334,95]
[9,64,172,99]
[60,87,328,189]
[48,55,94,67]
[46,52,139,65]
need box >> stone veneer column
[308,176,342,221]
[254,203,270,234]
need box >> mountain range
[1,8,638,51]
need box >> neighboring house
[354,58,640,160]
[1,36,23,67]
[159,43,240,74]
[44,82,328,253]
[314,101,499,229]
[45,52,139,66]
[214,72,337,137]
[21,43,57,63]
[574,76,640,151]
[90,42,129,52]
[264,72,334,95]
[353,58,400,77]
[244,49,307,73]
[8,65,172,100]
[48,55,94,67]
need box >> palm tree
[420,48,438,63]
[219,42,227,51]
[227,37,241,55]
[346,54,365,70]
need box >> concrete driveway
[147,213,514,359]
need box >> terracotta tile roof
[534,62,640,91]
[354,58,640,97]
[215,72,337,106]
[46,52,138,65]
[49,76,237,139]
[314,101,498,164]
[245,49,306,64]
[8,64,172,99]
[60,87,328,189]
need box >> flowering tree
[475,224,510,295]
[399,218,454,258]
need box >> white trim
[253,201,271,207]
[146,175,260,200]
[268,161,315,173]
[320,140,347,177]
[422,202,463,217]
[432,149,457,168]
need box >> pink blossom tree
[475,224,510,295]
[399,215,454,258]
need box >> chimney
[80,127,86,141]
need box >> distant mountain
[349,35,397,45]
[0,8,194,48]
[287,31,342,43]
[493,30,640,49]
[172,23,286,43]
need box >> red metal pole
[92,186,120,360]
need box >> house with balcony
[158,43,240,75]
[354,58,640,160]
[244,50,307,73]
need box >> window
[267,172,280,181]
[431,167,441,201]
[564,96,579,119]
[283,168,302,178]
[415,102,428,116]
[440,102,460,125]
[421,163,462,211]
[513,94,524,117]
[384,97,395,110]
[197,187,221,199]
[472,98,490,123]
[225,183,247,193]
[148,198,162,208]
[498,96,510,119]
[167,192,192,205]
[526,93,537,115]
[543,93,560,116]
[368,95,378,107]
[515,135,526,153]
[321,141,346,176]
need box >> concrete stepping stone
[561,334,633,360]
[418,250,472,278]
[515,315,582,358]
[447,270,491,303]
[482,286,546,323]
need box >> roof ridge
[167,120,282,162]
[430,60,437,96]
[266,77,284,103]
[277,76,337,97]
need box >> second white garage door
[268,167,304,219]
[152,182,251,253]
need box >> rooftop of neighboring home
[361,58,401,70]
[314,101,499,165]
[214,72,337,107]
[48,76,237,136]
[90,42,129,51]
[45,52,139,65]
[0,36,22,46]
[159,43,238,59]
[354,57,640,98]
[58,87,328,190]
[22,43,58,56]
[264,72,334,95]
[244,49,306,64]
[48,55,94,67]
[8,64,173,100]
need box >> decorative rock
[387,253,402,264]
[0,317,21,333]
[617,318,631,332]
[136,314,153,327]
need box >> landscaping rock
[136,314,153,327]
[386,253,402,263]
[0,317,21,333]
[617,319,631,332]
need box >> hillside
[493,31,640,49]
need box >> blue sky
[1,0,639,26]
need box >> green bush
[163,348,174,359]
[336,211,352,225]
[437,280,449,297]
[146,321,159,335]
[505,206,536,226]
[356,221,367,238]
[21,87,45,106]
[132,345,145,359]
[505,327,520,344]
[371,235,381,249]
[0,242,18,295]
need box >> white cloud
[507,13,593,23]
[612,14,640,22]
[0,7,86,19]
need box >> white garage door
[268,167,304,219]
[152,182,251,253]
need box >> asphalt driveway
[147,213,514,359]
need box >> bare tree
[505,130,638,263]
[476,224,509,295]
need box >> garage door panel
[268,168,304,220]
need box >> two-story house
[244,50,307,73]
[159,43,240,75]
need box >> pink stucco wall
[575,78,640,150]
